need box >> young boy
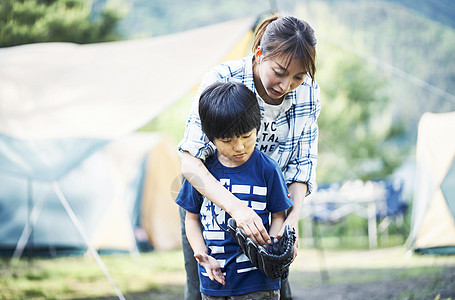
[175,81,293,299]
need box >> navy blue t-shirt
[176,149,292,296]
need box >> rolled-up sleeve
[177,112,214,160]
[177,70,224,160]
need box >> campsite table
[301,181,387,249]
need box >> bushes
[0,0,124,47]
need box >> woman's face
[254,53,307,104]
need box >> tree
[0,0,124,48]
[317,53,408,183]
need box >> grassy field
[0,250,186,299]
[1,245,454,300]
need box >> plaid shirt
[178,56,321,195]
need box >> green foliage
[0,0,124,47]
[316,47,408,182]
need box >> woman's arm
[269,211,286,241]
[185,211,225,285]
[181,151,271,246]
[285,181,307,233]
[276,181,308,260]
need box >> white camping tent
[408,111,455,255]
[0,17,255,298]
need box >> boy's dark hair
[199,81,261,142]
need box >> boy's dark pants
[179,207,293,300]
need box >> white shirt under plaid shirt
[178,56,321,195]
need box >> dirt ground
[289,267,455,300]
[289,247,455,300]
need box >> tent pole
[12,183,50,261]
[52,182,126,300]
[27,178,33,260]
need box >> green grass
[0,250,186,299]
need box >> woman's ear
[255,46,262,62]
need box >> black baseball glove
[226,218,296,280]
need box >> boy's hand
[232,205,271,247]
[194,253,225,285]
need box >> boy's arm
[185,211,225,285]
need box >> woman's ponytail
[252,14,280,52]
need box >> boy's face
[214,129,257,167]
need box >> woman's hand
[231,204,271,247]
[274,181,308,261]
[194,253,225,285]
[275,214,299,261]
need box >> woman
[178,14,320,300]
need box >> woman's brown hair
[252,14,317,81]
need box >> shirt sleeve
[283,82,321,196]
[175,178,203,214]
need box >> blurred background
[1,0,454,299]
